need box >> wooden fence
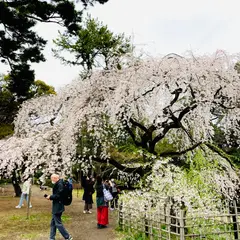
[117,197,240,239]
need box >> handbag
[103,184,113,201]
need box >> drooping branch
[91,156,152,177]
[205,142,235,168]
[159,142,202,157]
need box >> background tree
[29,80,56,98]
[53,16,132,78]
[0,0,109,100]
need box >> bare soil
[0,184,119,240]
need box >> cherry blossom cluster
[0,51,239,180]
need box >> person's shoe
[97,224,103,229]
[87,210,92,214]
[29,205,32,208]
[83,210,87,214]
[15,205,21,208]
[110,208,114,211]
[66,235,73,240]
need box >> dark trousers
[111,192,118,208]
[84,202,92,211]
[50,212,69,240]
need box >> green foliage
[234,61,240,74]
[53,16,132,77]
[155,137,177,155]
[205,143,239,167]
[0,123,14,139]
[0,0,108,99]
[0,74,56,138]
[0,74,18,124]
[29,80,56,98]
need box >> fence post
[231,200,239,240]
[165,203,171,240]
[118,201,123,231]
[145,204,149,237]
[180,210,185,240]
[26,184,32,219]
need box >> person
[95,176,109,229]
[15,177,32,208]
[68,176,73,190]
[38,179,47,191]
[109,179,118,210]
[45,174,73,240]
[82,176,94,213]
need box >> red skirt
[97,206,109,226]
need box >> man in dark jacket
[45,174,73,240]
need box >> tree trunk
[11,173,22,197]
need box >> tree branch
[205,142,235,168]
[91,156,152,177]
[130,118,147,132]
[124,123,142,147]
[170,88,182,106]
[159,142,202,157]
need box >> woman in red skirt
[95,176,109,228]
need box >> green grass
[72,188,96,202]
[0,212,71,239]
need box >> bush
[0,124,14,139]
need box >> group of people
[15,173,120,239]
[82,176,119,215]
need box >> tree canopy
[0,0,109,99]
[0,52,239,182]
[53,16,132,77]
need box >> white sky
[1,0,240,90]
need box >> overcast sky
[1,0,240,90]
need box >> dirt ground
[0,184,119,240]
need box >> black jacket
[50,179,65,214]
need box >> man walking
[45,174,73,240]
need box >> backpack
[61,180,73,206]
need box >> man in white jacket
[15,177,32,208]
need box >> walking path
[0,185,119,240]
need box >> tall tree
[53,16,132,77]
[1,52,240,181]
[0,0,109,100]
